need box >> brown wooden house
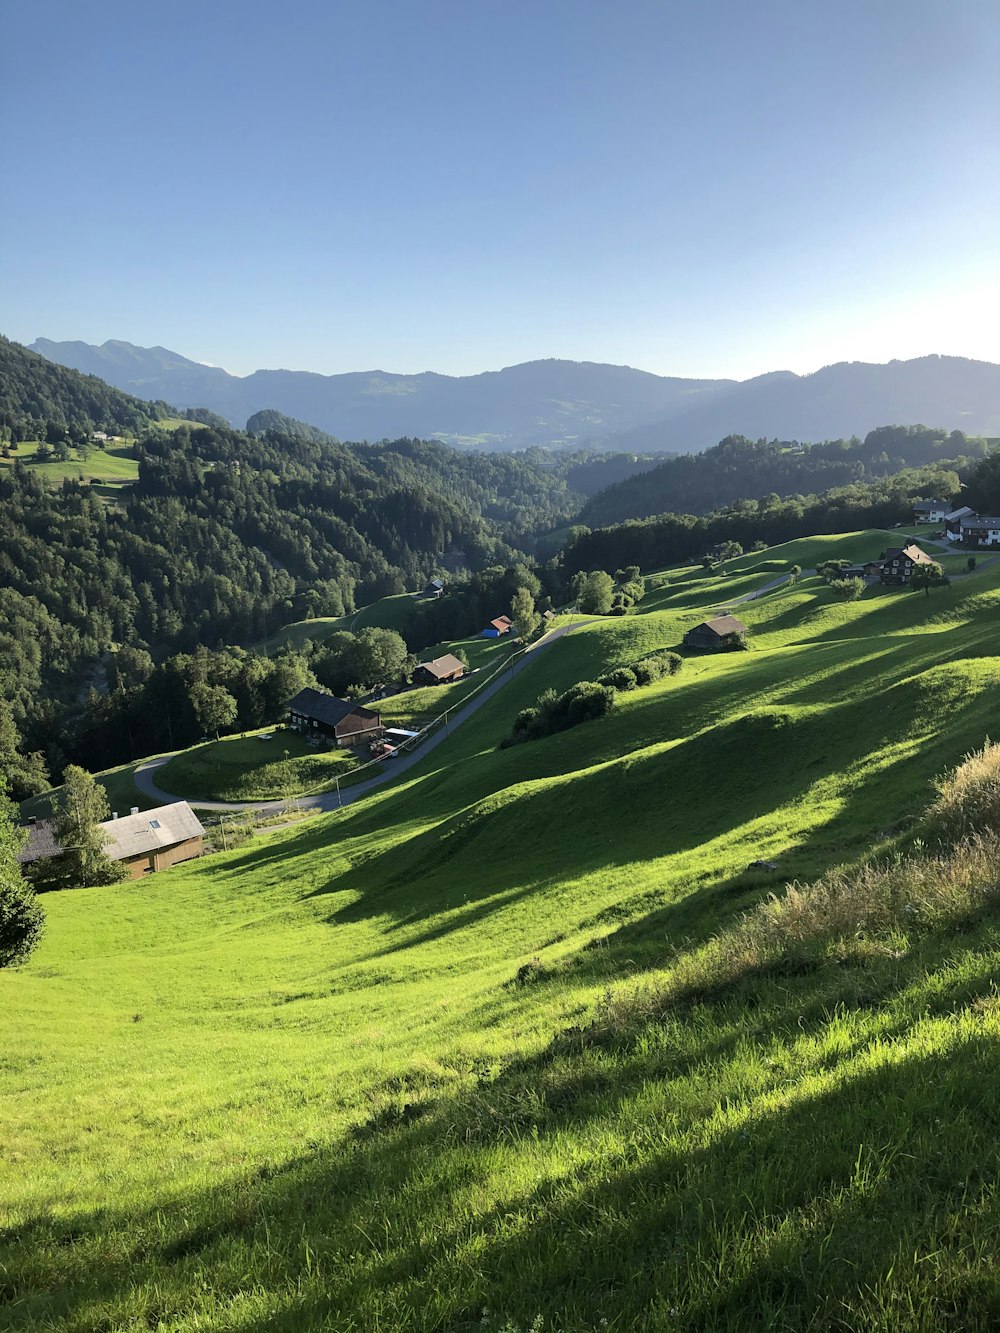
[18,801,206,884]
[683,614,748,651]
[103,803,206,878]
[287,687,384,747]
[880,543,934,585]
[412,653,465,686]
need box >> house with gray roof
[18,801,206,883]
[683,615,748,651]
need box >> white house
[959,516,1000,548]
[912,499,948,525]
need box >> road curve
[133,619,595,815]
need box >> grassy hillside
[5,533,1000,1330]
[259,591,422,654]
[0,439,140,484]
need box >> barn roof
[18,802,206,865]
[416,653,465,680]
[691,615,748,637]
[16,820,63,864]
[286,687,379,727]
[885,544,935,564]
[102,802,206,860]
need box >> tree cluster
[581,427,982,528]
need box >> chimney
[112,812,118,820]
[130,807,139,815]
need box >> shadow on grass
[8,933,1000,1332]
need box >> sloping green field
[5,534,1000,1330]
[260,592,422,654]
[0,439,140,484]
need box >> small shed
[423,577,445,598]
[482,615,513,638]
[683,614,748,651]
[412,653,465,686]
[287,687,384,747]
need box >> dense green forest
[580,426,991,527]
[563,464,962,575]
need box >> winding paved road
[133,619,594,815]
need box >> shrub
[631,660,660,686]
[564,681,616,727]
[598,667,638,691]
[829,576,865,601]
[0,879,45,968]
[502,681,614,745]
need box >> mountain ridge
[28,337,1000,452]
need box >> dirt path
[133,619,595,815]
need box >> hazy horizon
[25,334,1000,385]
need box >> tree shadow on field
[307,703,878,939]
[9,957,1000,1333]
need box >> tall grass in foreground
[621,740,1000,1019]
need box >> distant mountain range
[29,338,1000,452]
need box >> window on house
[149,819,161,830]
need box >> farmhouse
[482,615,513,638]
[412,653,465,686]
[683,614,748,651]
[912,499,948,525]
[18,801,206,882]
[423,577,445,598]
[880,544,935,585]
[959,516,1000,549]
[945,506,976,541]
[286,687,384,747]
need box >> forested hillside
[0,336,173,439]
[581,426,990,527]
[0,342,594,782]
[564,465,960,574]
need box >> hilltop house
[958,515,1000,548]
[412,653,465,686]
[482,615,513,638]
[683,615,748,651]
[287,687,384,747]
[18,801,206,882]
[912,499,948,525]
[880,544,935,585]
[423,577,445,599]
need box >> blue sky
[2,0,998,378]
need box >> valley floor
[6,531,1000,1331]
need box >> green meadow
[6,532,1000,1330]
[156,730,363,802]
[260,591,422,654]
[0,439,140,485]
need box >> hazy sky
[3,0,999,379]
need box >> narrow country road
[133,619,595,816]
